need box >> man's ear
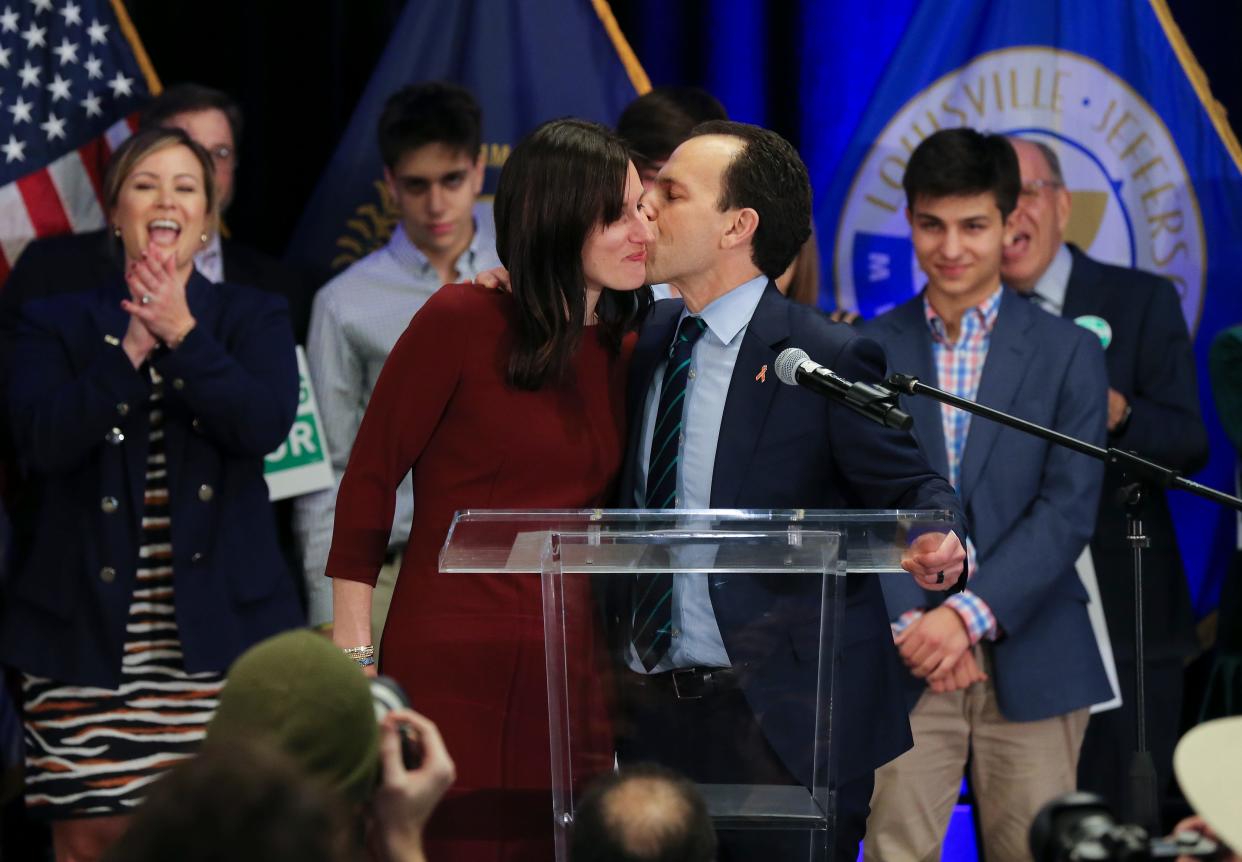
[1054,184,1072,237]
[470,149,487,195]
[382,166,398,205]
[721,207,759,251]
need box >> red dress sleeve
[325,284,470,586]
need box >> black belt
[628,666,739,700]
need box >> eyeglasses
[1019,179,1062,198]
[207,144,234,163]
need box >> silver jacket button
[105,427,124,445]
[198,484,214,502]
[99,566,116,583]
[100,496,119,514]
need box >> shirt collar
[681,274,768,346]
[193,231,224,283]
[922,283,1003,345]
[1028,243,1073,314]
[386,203,490,277]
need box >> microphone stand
[883,372,1242,833]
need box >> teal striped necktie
[633,315,707,670]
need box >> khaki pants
[371,550,402,663]
[864,648,1089,862]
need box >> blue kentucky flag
[805,0,1242,617]
[285,0,647,275]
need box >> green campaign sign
[264,346,335,501]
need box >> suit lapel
[957,289,1035,499]
[876,298,949,479]
[621,299,684,507]
[1060,244,1102,321]
[709,282,788,508]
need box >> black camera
[1030,793,1220,861]
[370,675,425,770]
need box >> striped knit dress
[21,367,224,818]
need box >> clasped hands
[119,241,196,368]
[896,531,983,693]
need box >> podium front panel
[439,509,955,861]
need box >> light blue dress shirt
[632,274,769,670]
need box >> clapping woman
[2,127,302,861]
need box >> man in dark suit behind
[1001,136,1210,819]
[613,120,968,859]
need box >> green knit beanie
[207,629,380,805]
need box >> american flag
[0,0,156,282]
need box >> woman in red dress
[326,119,652,861]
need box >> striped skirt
[21,369,224,818]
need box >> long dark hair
[494,118,649,390]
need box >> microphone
[774,348,913,431]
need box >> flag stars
[52,37,78,64]
[84,53,101,78]
[31,0,53,13]
[87,17,108,44]
[47,73,70,101]
[81,89,100,117]
[40,112,65,140]
[107,70,132,98]
[0,44,10,68]
[0,6,17,32]
[60,1,82,25]
[17,60,40,87]
[9,95,32,123]
[3,134,25,162]
[21,21,46,49]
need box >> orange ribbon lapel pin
[755,364,768,383]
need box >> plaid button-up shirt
[893,286,1004,644]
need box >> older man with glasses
[1002,136,1210,825]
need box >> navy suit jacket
[1062,246,1208,661]
[863,288,1113,721]
[615,282,967,784]
[1,272,304,687]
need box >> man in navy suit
[861,129,1112,861]
[613,120,968,859]
[1001,137,1209,821]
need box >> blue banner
[285,0,647,275]
[805,0,1242,617]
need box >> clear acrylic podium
[440,508,955,860]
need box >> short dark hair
[101,740,350,862]
[687,120,811,277]
[377,82,482,169]
[616,86,727,169]
[140,83,244,149]
[903,128,1020,220]
[494,118,647,390]
[570,764,716,862]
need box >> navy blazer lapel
[1061,245,1102,321]
[957,289,1035,498]
[161,272,219,499]
[875,298,949,479]
[621,299,684,507]
[709,282,788,508]
[90,282,150,519]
